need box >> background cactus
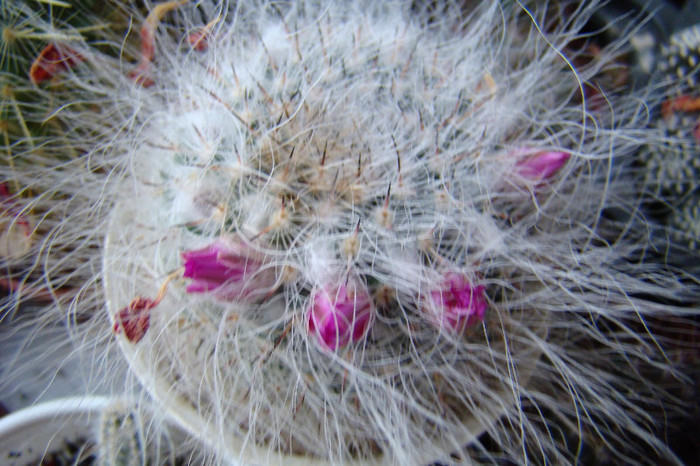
[97,400,206,466]
[0,0,137,305]
[652,24,700,251]
[100,404,145,466]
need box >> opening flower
[308,280,374,351]
[181,237,276,302]
[424,272,488,334]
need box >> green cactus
[98,404,145,466]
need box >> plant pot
[0,396,192,465]
[0,396,106,465]
[104,202,549,465]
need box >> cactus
[645,24,700,252]
[97,400,207,465]
[99,404,145,466]
[1,1,699,464]
[0,0,139,304]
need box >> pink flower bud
[187,30,209,51]
[181,238,275,302]
[515,150,570,181]
[424,272,487,334]
[308,280,374,350]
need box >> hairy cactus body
[1,1,699,464]
[99,405,144,466]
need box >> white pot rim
[0,396,113,466]
[0,395,111,434]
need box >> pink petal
[516,151,570,180]
[309,282,374,350]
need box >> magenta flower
[308,281,374,350]
[424,272,487,334]
[181,238,275,301]
[515,150,570,181]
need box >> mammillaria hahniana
[1,0,698,464]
